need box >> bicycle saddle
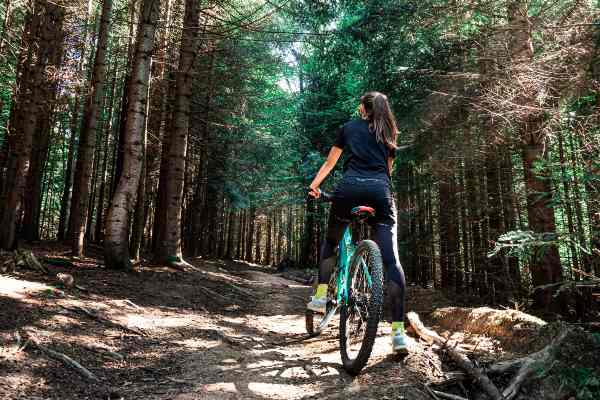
[351,206,375,218]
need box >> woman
[307,91,408,354]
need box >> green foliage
[488,230,591,262]
[558,368,600,400]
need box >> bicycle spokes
[344,252,374,358]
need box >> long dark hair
[360,92,398,150]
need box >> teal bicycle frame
[336,226,355,305]
[315,208,374,332]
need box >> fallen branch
[23,332,99,382]
[81,343,124,361]
[407,312,503,400]
[432,390,468,400]
[487,357,526,375]
[571,268,600,282]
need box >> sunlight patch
[173,338,220,349]
[248,382,315,399]
[0,276,52,299]
[200,382,238,394]
[125,314,193,330]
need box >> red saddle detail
[351,206,375,217]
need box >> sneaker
[392,332,409,355]
[307,296,327,313]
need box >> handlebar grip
[308,189,333,203]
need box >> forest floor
[1,243,599,400]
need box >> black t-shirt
[334,119,396,180]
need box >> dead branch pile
[408,312,600,400]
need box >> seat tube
[338,225,354,303]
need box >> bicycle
[305,191,385,375]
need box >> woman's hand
[307,146,343,199]
[308,186,321,199]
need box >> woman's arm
[387,156,394,175]
[308,146,343,198]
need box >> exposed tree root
[432,389,468,400]
[407,312,503,400]
[23,331,100,382]
[15,250,48,274]
[197,285,230,303]
[500,328,571,400]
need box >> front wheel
[339,240,384,375]
[306,267,338,336]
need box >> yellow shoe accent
[314,284,328,299]
[392,321,405,336]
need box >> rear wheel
[339,240,384,375]
[305,267,338,336]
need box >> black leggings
[318,176,406,322]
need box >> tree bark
[95,64,119,243]
[70,0,113,256]
[22,116,52,241]
[500,151,521,294]
[508,1,563,306]
[438,175,453,290]
[0,1,64,250]
[104,0,160,270]
[557,129,579,276]
[486,152,508,303]
[153,0,199,266]
[266,211,273,265]
[246,208,256,261]
[146,0,173,251]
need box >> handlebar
[308,189,333,203]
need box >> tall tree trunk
[59,0,96,241]
[557,129,579,276]
[0,1,64,250]
[22,116,52,241]
[465,157,484,295]
[95,64,119,243]
[486,152,508,303]
[438,172,457,290]
[508,1,563,306]
[104,0,160,270]
[500,151,521,295]
[70,0,113,256]
[458,166,469,293]
[246,208,255,261]
[0,0,12,58]
[57,97,80,240]
[266,211,273,265]
[237,209,245,259]
[112,0,139,197]
[396,158,413,278]
[521,140,563,298]
[146,0,173,250]
[130,145,146,260]
[152,0,199,267]
[301,198,316,267]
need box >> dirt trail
[0,247,456,400]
